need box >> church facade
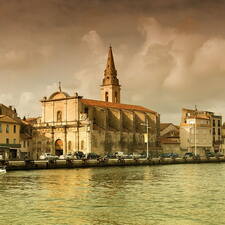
[32,47,161,159]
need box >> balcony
[0,144,21,148]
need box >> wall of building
[0,122,20,145]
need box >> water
[0,164,225,225]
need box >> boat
[0,166,6,175]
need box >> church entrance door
[55,139,63,156]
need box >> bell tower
[100,46,121,103]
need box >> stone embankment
[1,157,225,171]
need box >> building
[180,108,222,155]
[160,123,180,154]
[20,119,33,159]
[0,115,21,160]
[220,123,225,154]
[0,104,35,160]
[33,46,161,159]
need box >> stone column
[64,126,67,155]
[51,127,55,155]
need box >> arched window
[105,92,109,102]
[81,140,84,150]
[6,124,9,133]
[115,91,118,102]
[57,111,62,122]
[68,141,72,151]
[46,141,51,153]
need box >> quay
[2,157,225,171]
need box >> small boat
[0,166,6,175]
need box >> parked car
[205,152,216,158]
[183,152,200,159]
[160,153,179,159]
[104,153,117,159]
[86,152,100,159]
[130,153,142,159]
[39,153,58,160]
[74,151,85,159]
[59,153,74,160]
[215,152,224,157]
[114,152,124,158]
[183,152,194,158]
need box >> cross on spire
[59,81,62,92]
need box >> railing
[0,144,21,148]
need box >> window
[218,120,221,127]
[57,111,62,122]
[13,139,16,144]
[81,140,84,150]
[68,141,72,151]
[213,120,215,127]
[84,107,89,114]
[6,138,9,144]
[105,92,109,102]
[13,125,16,133]
[218,128,221,136]
[0,123,2,133]
[6,124,9,133]
[23,141,26,148]
[213,128,216,135]
[115,92,118,102]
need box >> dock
[1,156,225,171]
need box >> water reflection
[1,164,225,225]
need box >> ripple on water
[0,164,225,225]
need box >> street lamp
[194,105,197,156]
[141,120,150,159]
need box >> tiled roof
[160,123,179,131]
[81,99,157,114]
[187,115,210,120]
[24,117,39,124]
[0,115,20,124]
[160,137,180,144]
[160,123,172,131]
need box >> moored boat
[0,166,6,175]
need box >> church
[33,47,161,158]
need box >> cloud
[0,93,14,106]
[82,30,105,56]
[17,92,39,117]
[1,1,225,124]
[122,17,225,122]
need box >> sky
[1,0,225,124]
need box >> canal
[0,163,225,225]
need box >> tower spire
[103,46,119,86]
[100,46,121,103]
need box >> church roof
[81,99,157,114]
[160,123,179,131]
[49,91,70,100]
[48,82,70,100]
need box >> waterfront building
[0,104,19,120]
[180,108,222,155]
[220,123,225,154]
[0,104,35,160]
[0,115,21,160]
[33,47,161,159]
[160,123,180,154]
[20,119,33,159]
